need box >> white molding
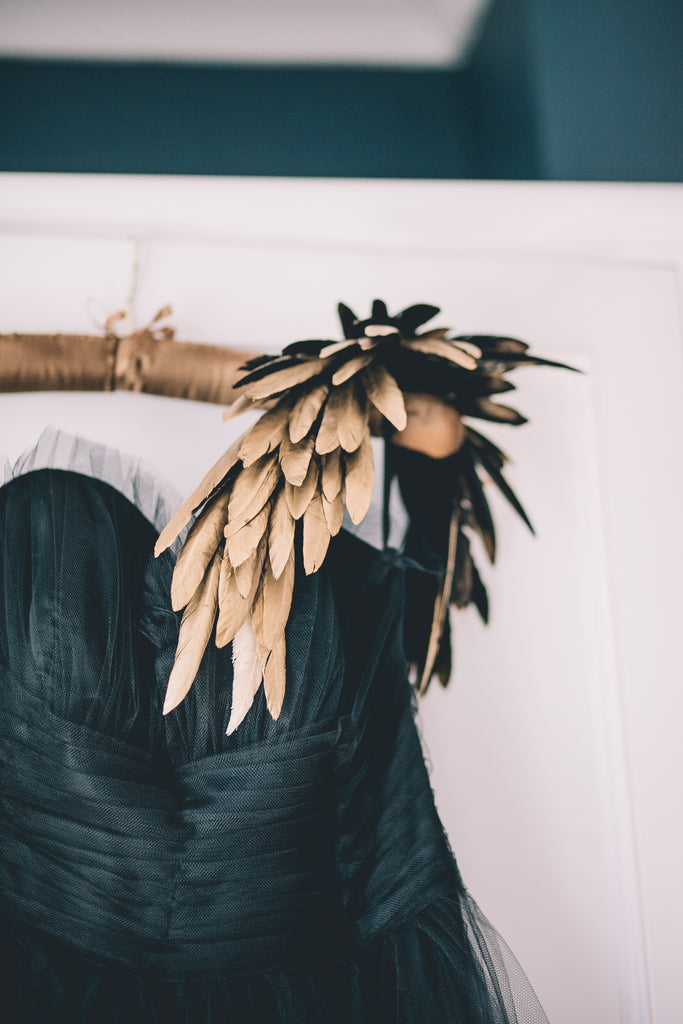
[580,372,653,1024]
[1,175,681,264]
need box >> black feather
[282,338,331,356]
[463,429,507,472]
[473,399,528,425]
[478,352,581,372]
[459,455,496,563]
[451,529,474,607]
[371,299,389,321]
[396,303,441,336]
[458,335,530,354]
[469,446,535,534]
[337,302,359,338]
[234,355,309,389]
[434,624,452,689]
[241,354,277,370]
[469,561,489,623]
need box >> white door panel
[1,177,682,1024]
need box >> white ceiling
[0,0,491,67]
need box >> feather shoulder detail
[157,299,578,728]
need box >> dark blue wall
[463,0,542,179]
[0,61,478,178]
[524,0,683,181]
[0,0,680,181]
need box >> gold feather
[279,434,314,486]
[222,394,258,422]
[250,572,266,646]
[404,337,479,370]
[285,455,319,520]
[474,398,526,424]
[288,383,329,443]
[358,335,382,350]
[248,578,277,716]
[233,536,267,599]
[268,487,296,579]
[322,487,346,536]
[362,364,407,431]
[227,452,279,525]
[363,324,396,337]
[226,617,263,734]
[155,435,243,556]
[215,553,252,648]
[238,400,293,467]
[163,548,221,714]
[332,352,374,386]
[263,634,287,720]
[321,449,343,501]
[336,383,368,453]
[226,501,271,567]
[418,328,450,340]
[314,393,340,454]
[261,549,295,649]
[449,339,482,359]
[303,493,331,574]
[320,339,357,359]
[242,358,324,401]
[418,508,460,694]
[344,433,375,525]
[170,489,231,612]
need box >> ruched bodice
[0,461,548,1023]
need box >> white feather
[227,617,263,735]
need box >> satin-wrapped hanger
[0,307,252,406]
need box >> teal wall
[0,61,479,178]
[523,0,683,180]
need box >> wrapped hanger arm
[0,332,254,404]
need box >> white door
[2,175,682,1024]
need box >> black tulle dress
[0,436,548,1023]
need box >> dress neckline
[2,427,182,535]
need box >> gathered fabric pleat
[0,455,548,1023]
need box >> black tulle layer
[6,894,538,1024]
[0,462,548,1023]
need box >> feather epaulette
[156,299,577,729]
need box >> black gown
[0,435,548,1023]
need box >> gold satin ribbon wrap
[0,308,252,405]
